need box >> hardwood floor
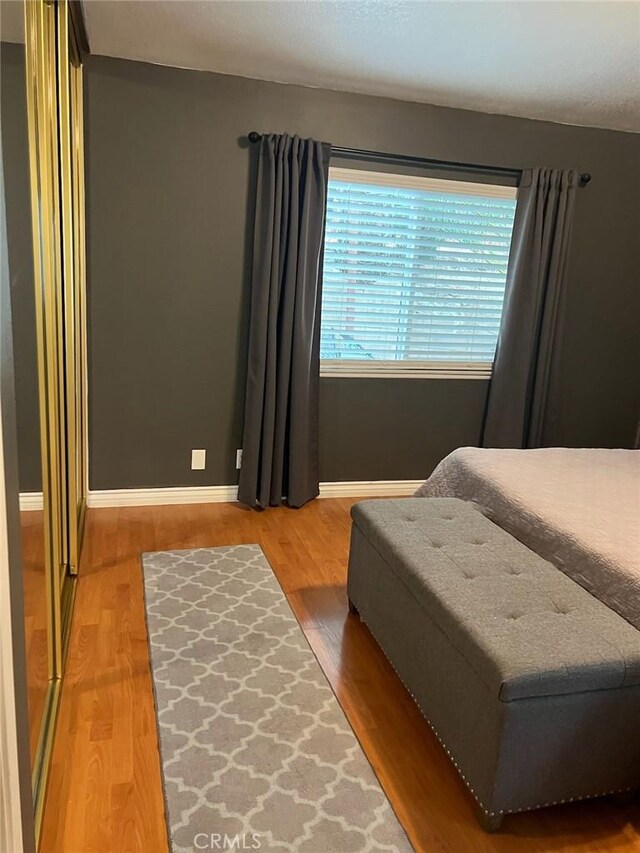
[20,509,49,768]
[39,499,639,853]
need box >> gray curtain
[482,168,579,448]
[238,134,331,508]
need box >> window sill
[320,361,493,380]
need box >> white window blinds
[320,168,517,378]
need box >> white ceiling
[2,1,640,132]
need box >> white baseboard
[317,480,422,498]
[87,485,239,508]
[19,492,44,511]
[86,480,421,508]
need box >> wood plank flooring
[20,509,49,768]
[39,499,639,852]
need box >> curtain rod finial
[248,131,262,143]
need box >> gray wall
[1,43,41,492]
[5,48,639,490]
[85,55,640,489]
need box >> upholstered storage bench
[347,498,640,829]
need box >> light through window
[320,168,517,378]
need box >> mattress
[415,448,640,629]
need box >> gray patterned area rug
[142,545,412,853]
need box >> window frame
[320,167,518,380]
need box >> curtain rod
[247,131,591,187]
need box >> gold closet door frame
[24,0,65,831]
[70,33,88,551]
[24,0,88,839]
[57,0,87,581]
[74,55,88,538]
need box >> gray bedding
[415,448,640,629]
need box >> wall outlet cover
[235,449,243,470]
[191,449,206,470]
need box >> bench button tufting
[348,496,637,812]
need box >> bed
[415,448,640,629]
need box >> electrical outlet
[191,449,206,470]
[235,449,243,470]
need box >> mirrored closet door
[1,23,49,795]
[3,0,88,841]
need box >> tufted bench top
[351,498,640,702]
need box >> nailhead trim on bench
[354,608,634,819]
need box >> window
[320,168,517,378]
